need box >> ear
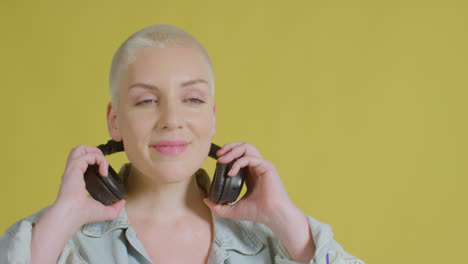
[106,102,123,141]
[211,102,216,138]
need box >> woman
[0,24,364,264]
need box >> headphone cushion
[209,162,229,203]
[220,168,245,204]
[84,164,124,205]
[99,165,126,199]
[209,161,245,204]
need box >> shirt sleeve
[0,207,87,264]
[274,215,365,264]
[0,208,47,264]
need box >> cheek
[188,112,215,135]
[121,112,155,138]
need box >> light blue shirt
[0,164,364,264]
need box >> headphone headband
[97,140,124,155]
[208,143,221,160]
[98,139,221,160]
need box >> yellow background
[1,1,467,263]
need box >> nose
[157,100,183,131]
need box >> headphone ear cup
[99,165,126,199]
[220,165,245,204]
[84,164,126,205]
[209,160,245,204]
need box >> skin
[30,45,315,264]
[108,46,217,263]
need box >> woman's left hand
[203,142,297,226]
[203,142,316,262]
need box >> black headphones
[84,140,245,205]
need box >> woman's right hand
[54,145,125,227]
[30,145,125,264]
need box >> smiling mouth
[152,141,189,156]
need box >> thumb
[102,199,126,221]
[203,198,236,219]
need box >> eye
[187,98,205,104]
[136,99,158,105]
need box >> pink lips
[152,140,189,156]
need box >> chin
[130,144,209,184]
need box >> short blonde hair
[109,24,215,110]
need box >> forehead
[122,46,212,89]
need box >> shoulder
[212,213,333,247]
[211,214,361,264]
[0,207,51,263]
[1,206,50,240]
[211,215,296,261]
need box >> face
[106,46,216,184]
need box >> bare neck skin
[123,164,211,224]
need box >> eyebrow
[127,78,209,91]
[181,78,209,87]
[127,83,159,91]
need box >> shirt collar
[81,162,264,255]
[211,214,264,256]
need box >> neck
[123,164,210,223]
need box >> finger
[69,152,109,177]
[104,199,126,220]
[77,152,109,177]
[219,142,264,164]
[89,199,126,222]
[68,145,103,160]
[67,145,104,164]
[228,156,273,177]
[203,198,237,219]
[218,143,247,164]
[216,142,243,157]
[219,142,258,163]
